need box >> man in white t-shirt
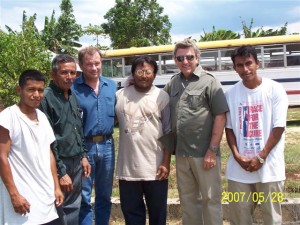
[225,45,288,225]
[0,69,64,225]
[115,56,171,225]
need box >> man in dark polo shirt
[40,54,91,225]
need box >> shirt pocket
[186,89,205,110]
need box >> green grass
[287,106,300,121]
[112,107,300,199]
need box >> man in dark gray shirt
[40,54,91,225]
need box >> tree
[241,18,287,38]
[0,17,51,107]
[83,24,108,49]
[200,26,240,41]
[54,0,83,55]
[41,10,61,53]
[102,0,172,49]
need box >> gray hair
[52,54,76,72]
[173,39,200,57]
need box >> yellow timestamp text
[221,191,284,203]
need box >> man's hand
[245,156,263,172]
[234,153,251,171]
[81,158,91,178]
[156,163,170,180]
[59,174,73,193]
[10,193,30,215]
[54,187,64,207]
[203,149,217,170]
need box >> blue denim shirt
[72,75,117,137]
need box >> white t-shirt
[115,85,170,181]
[0,105,58,225]
[225,78,288,183]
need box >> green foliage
[200,26,240,41]
[0,18,51,107]
[54,0,83,56]
[199,18,288,42]
[241,18,287,38]
[41,10,61,53]
[102,0,172,49]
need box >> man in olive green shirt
[164,39,228,225]
[40,54,91,225]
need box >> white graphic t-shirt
[225,78,288,183]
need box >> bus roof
[101,35,300,58]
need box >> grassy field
[112,107,300,199]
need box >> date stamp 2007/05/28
[221,191,284,203]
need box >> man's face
[17,80,45,109]
[51,62,77,92]
[133,62,155,92]
[175,47,199,78]
[80,52,102,80]
[233,54,260,84]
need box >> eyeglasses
[176,55,195,62]
[135,69,153,76]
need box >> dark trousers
[119,179,168,225]
[57,156,82,225]
[40,218,61,225]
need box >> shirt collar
[76,74,108,86]
[49,80,72,96]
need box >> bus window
[220,49,234,71]
[200,51,218,71]
[286,43,300,66]
[161,53,178,75]
[263,45,284,68]
[102,58,124,78]
[102,59,112,77]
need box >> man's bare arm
[50,150,64,207]
[0,126,30,214]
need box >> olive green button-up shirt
[164,66,228,157]
[39,81,87,177]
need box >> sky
[0,0,299,48]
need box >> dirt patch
[286,126,300,132]
[286,172,300,181]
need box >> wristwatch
[256,154,265,164]
[209,145,220,153]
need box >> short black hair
[231,45,258,65]
[52,54,76,72]
[19,69,45,87]
[131,56,158,76]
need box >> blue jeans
[79,138,115,225]
[119,179,168,225]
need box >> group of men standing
[0,39,288,225]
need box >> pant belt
[84,134,112,143]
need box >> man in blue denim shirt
[72,46,117,225]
